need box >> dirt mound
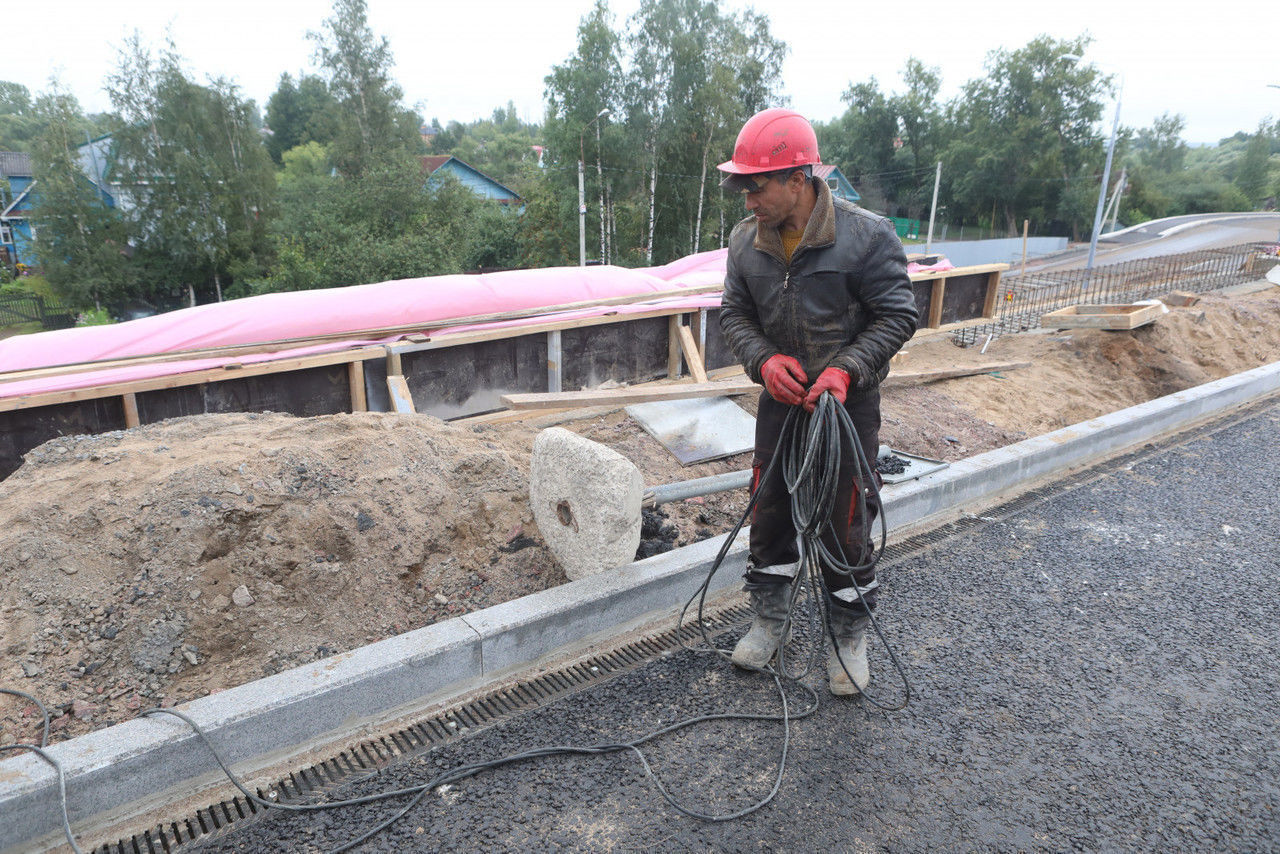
[911,289,1280,438]
[0,412,560,742]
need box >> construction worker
[717,108,918,695]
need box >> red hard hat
[717,108,821,176]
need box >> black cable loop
[684,392,910,712]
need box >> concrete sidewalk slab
[4,360,1280,853]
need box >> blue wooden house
[813,164,861,204]
[1,137,121,268]
[1,152,36,267]
[420,155,522,205]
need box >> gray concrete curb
[4,360,1280,852]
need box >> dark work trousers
[747,389,883,615]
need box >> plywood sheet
[626,396,756,465]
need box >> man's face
[742,171,802,229]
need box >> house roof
[420,155,522,202]
[420,155,452,173]
[0,152,33,178]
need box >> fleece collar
[751,176,836,265]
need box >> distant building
[420,155,522,206]
[1,152,35,266]
[419,123,438,149]
[813,164,861,205]
[1,137,123,268]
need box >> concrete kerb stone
[464,529,749,676]
[5,360,1279,851]
[2,618,484,853]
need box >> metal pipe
[642,469,752,509]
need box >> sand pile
[0,412,559,742]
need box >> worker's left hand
[803,367,852,412]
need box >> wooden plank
[0,346,387,414]
[691,308,707,363]
[885,361,1032,386]
[0,283,725,384]
[908,262,1010,283]
[981,270,1002,318]
[927,279,946,328]
[385,348,403,377]
[121,392,140,428]
[676,324,708,384]
[394,305,687,354]
[501,379,759,410]
[454,366,749,426]
[667,315,683,378]
[387,375,416,413]
[1041,303,1163,330]
[546,330,562,393]
[347,361,367,412]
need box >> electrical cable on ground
[1,390,908,852]
[0,688,83,854]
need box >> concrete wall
[918,236,1068,267]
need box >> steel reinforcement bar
[952,242,1266,346]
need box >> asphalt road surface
[1027,212,1280,272]
[191,396,1280,853]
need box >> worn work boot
[827,606,870,696]
[730,580,793,670]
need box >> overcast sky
[14,0,1279,147]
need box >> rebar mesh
[951,242,1270,346]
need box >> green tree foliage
[945,35,1107,238]
[442,103,541,187]
[309,0,421,176]
[28,86,131,309]
[263,73,339,163]
[1234,125,1273,205]
[1135,112,1189,174]
[0,81,41,152]
[251,158,484,293]
[106,36,277,303]
[541,0,786,267]
[0,80,111,154]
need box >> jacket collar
[751,176,836,264]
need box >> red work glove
[759,354,808,406]
[803,367,851,412]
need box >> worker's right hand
[760,354,808,406]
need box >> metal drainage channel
[89,393,1275,854]
[89,603,753,854]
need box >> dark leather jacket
[720,178,918,397]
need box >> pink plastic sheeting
[0,249,730,400]
[906,257,954,274]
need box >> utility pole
[1086,82,1123,278]
[1107,166,1127,233]
[595,120,606,265]
[577,158,587,267]
[925,161,941,253]
[578,108,610,267]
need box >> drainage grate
[90,603,753,853]
[92,393,1276,852]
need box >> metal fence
[0,292,76,331]
[951,242,1269,346]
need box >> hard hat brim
[718,171,771,193]
[716,158,777,176]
